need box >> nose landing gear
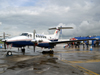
[6,51,12,56]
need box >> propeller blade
[3,32,5,39]
[33,30,36,52]
[4,41,6,49]
[33,44,35,52]
[3,32,6,49]
[33,30,36,39]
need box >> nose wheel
[6,51,12,56]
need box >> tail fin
[49,26,73,39]
[53,29,60,39]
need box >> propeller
[32,30,43,52]
[3,32,6,49]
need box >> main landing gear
[21,47,25,55]
[42,49,54,54]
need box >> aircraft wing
[49,38,98,44]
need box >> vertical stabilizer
[53,29,60,39]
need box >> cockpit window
[20,33,28,36]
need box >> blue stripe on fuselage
[37,43,54,48]
[7,40,55,48]
[7,41,34,47]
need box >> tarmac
[0,44,100,75]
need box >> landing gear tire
[21,49,25,55]
[6,51,12,56]
[49,50,54,54]
[42,50,54,54]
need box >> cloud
[56,20,100,38]
[0,0,100,38]
[0,22,2,25]
[78,20,100,36]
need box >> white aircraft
[2,26,97,55]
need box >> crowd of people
[64,40,100,49]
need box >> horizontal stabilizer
[49,27,73,30]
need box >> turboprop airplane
[2,26,97,55]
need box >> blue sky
[0,0,35,8]
[0,0,100,38]
[0,0,48,8]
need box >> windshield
[20,33,28,36]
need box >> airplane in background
[0,32,11,49]
[0,32,10,40]
[2,26,97,55]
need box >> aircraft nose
[2,39,6,42]
[2,38,8,42]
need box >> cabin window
[36,35,46,38]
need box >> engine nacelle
[31,39,43,43]
[31,39,37,43]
